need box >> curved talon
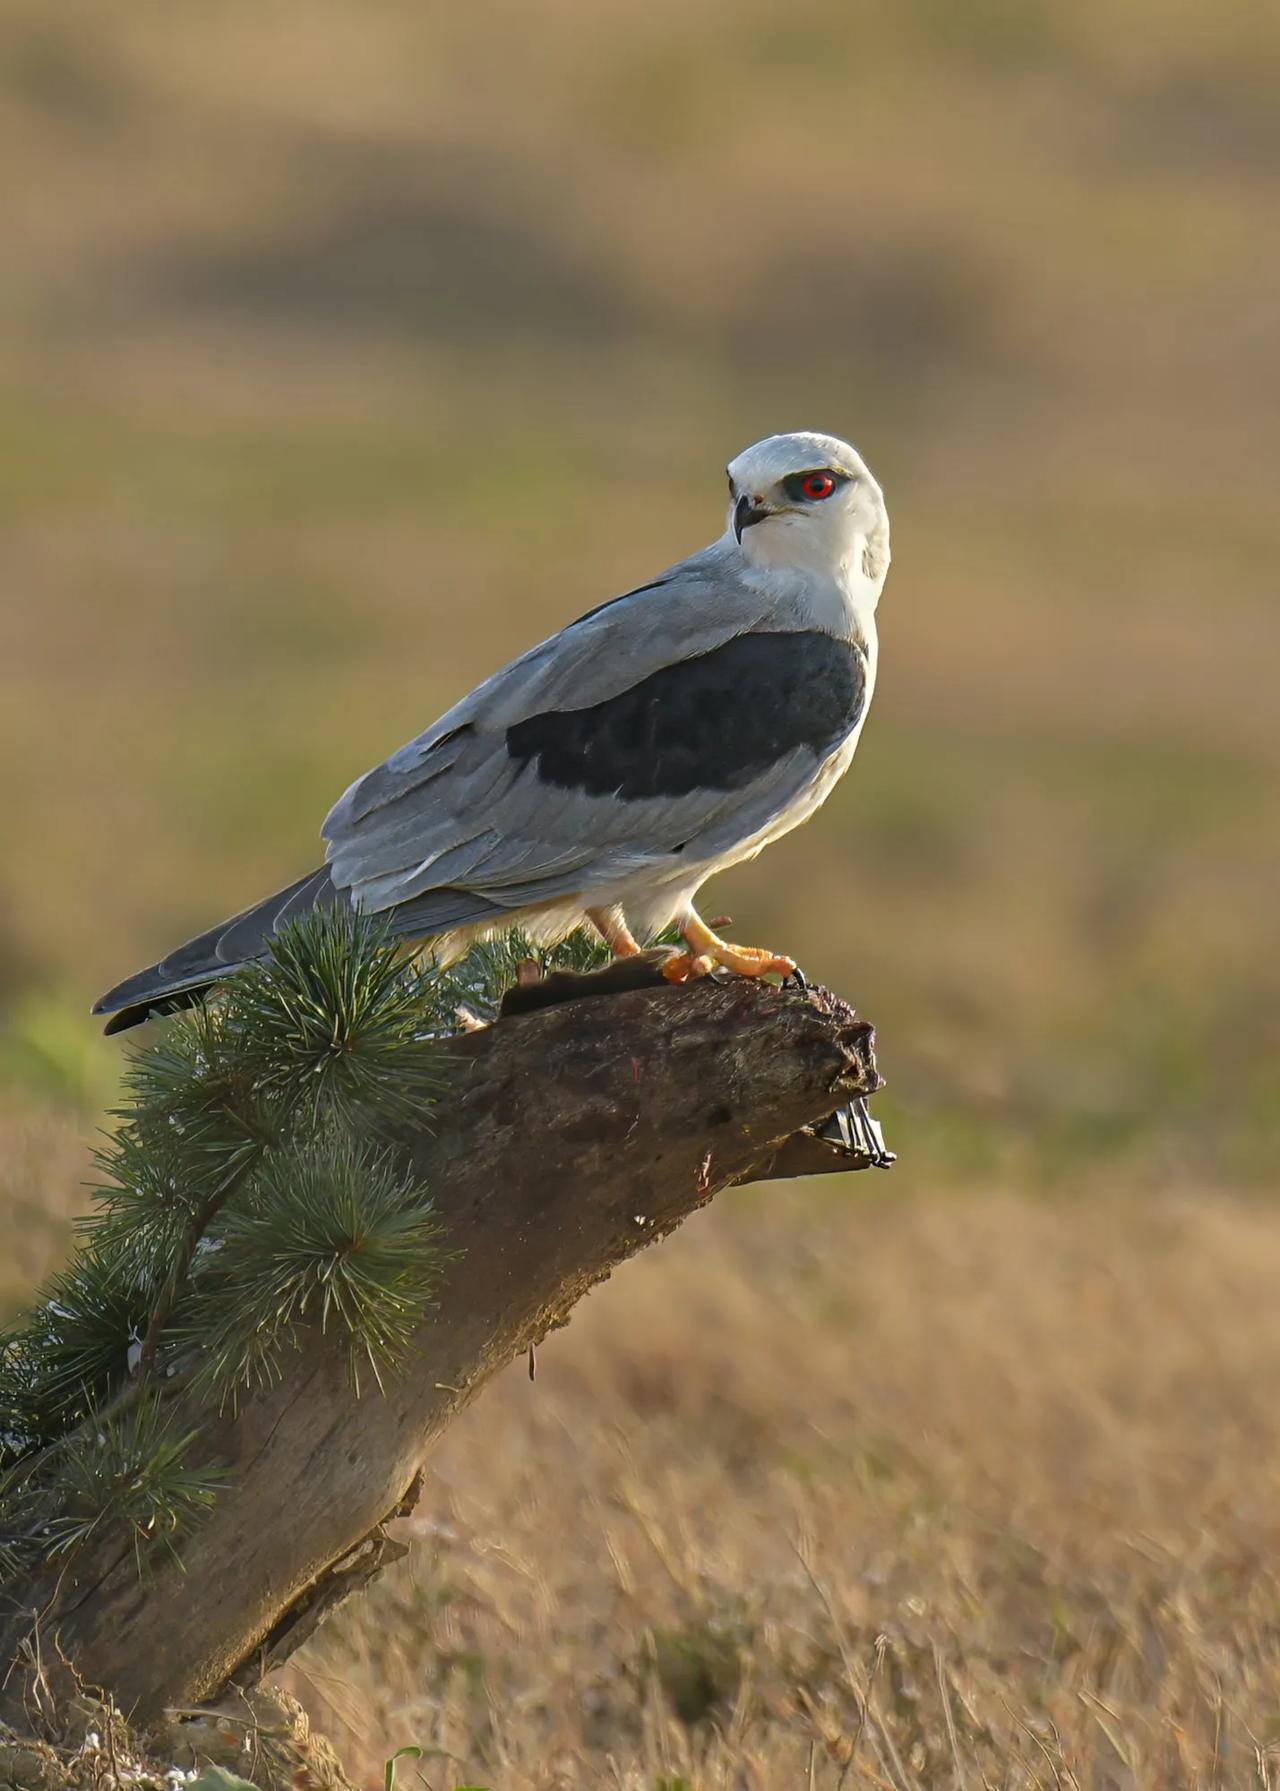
[782,966,809,992]
[677,913,796,982]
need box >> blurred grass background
[1,2,1278,1782]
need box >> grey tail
[93,870,511,1035]
[93,867,340,1034]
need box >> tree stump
[0,976,885,1732]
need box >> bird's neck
[837,533,886,630]
[737,513,886,611]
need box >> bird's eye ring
[801,471,836,501]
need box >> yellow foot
[661,950,715,983]
[670,914,797,982]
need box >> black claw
[782,966,809,991]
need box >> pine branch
[180,1136,450,1405]
[1,907,463,1579]
[131,1143,266,1386]
[221,908,451,1129]
[39,1398,226,1575]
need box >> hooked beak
[733,492,771,543]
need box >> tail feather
[94,868,335,1034]
[93,869,512,1034]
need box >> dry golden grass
[7,1130,1280,1785]
[0,1106,92,1315]
[283,1185,1280,1789]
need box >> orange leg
[661,910,796,984]
[585,904,642,958]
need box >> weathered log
[0,976,884,1726]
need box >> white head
[725,430,890,590]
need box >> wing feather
[322,546,785,908]
[320,544,866,924]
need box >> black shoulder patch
[506,631,866,801]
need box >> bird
[94,429,891,1033]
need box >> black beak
[733,493,770,543]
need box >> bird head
[725,431,889,586]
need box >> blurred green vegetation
[0,0,1276,1209]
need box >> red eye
[801,471,835,501]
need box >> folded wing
[322,560,866,915]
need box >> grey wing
[323,548,868,920]
[94,551,866,1034]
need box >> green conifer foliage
[0,910,612,1584]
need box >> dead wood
[0,976,885,1728]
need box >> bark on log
[0,976,884,1727]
